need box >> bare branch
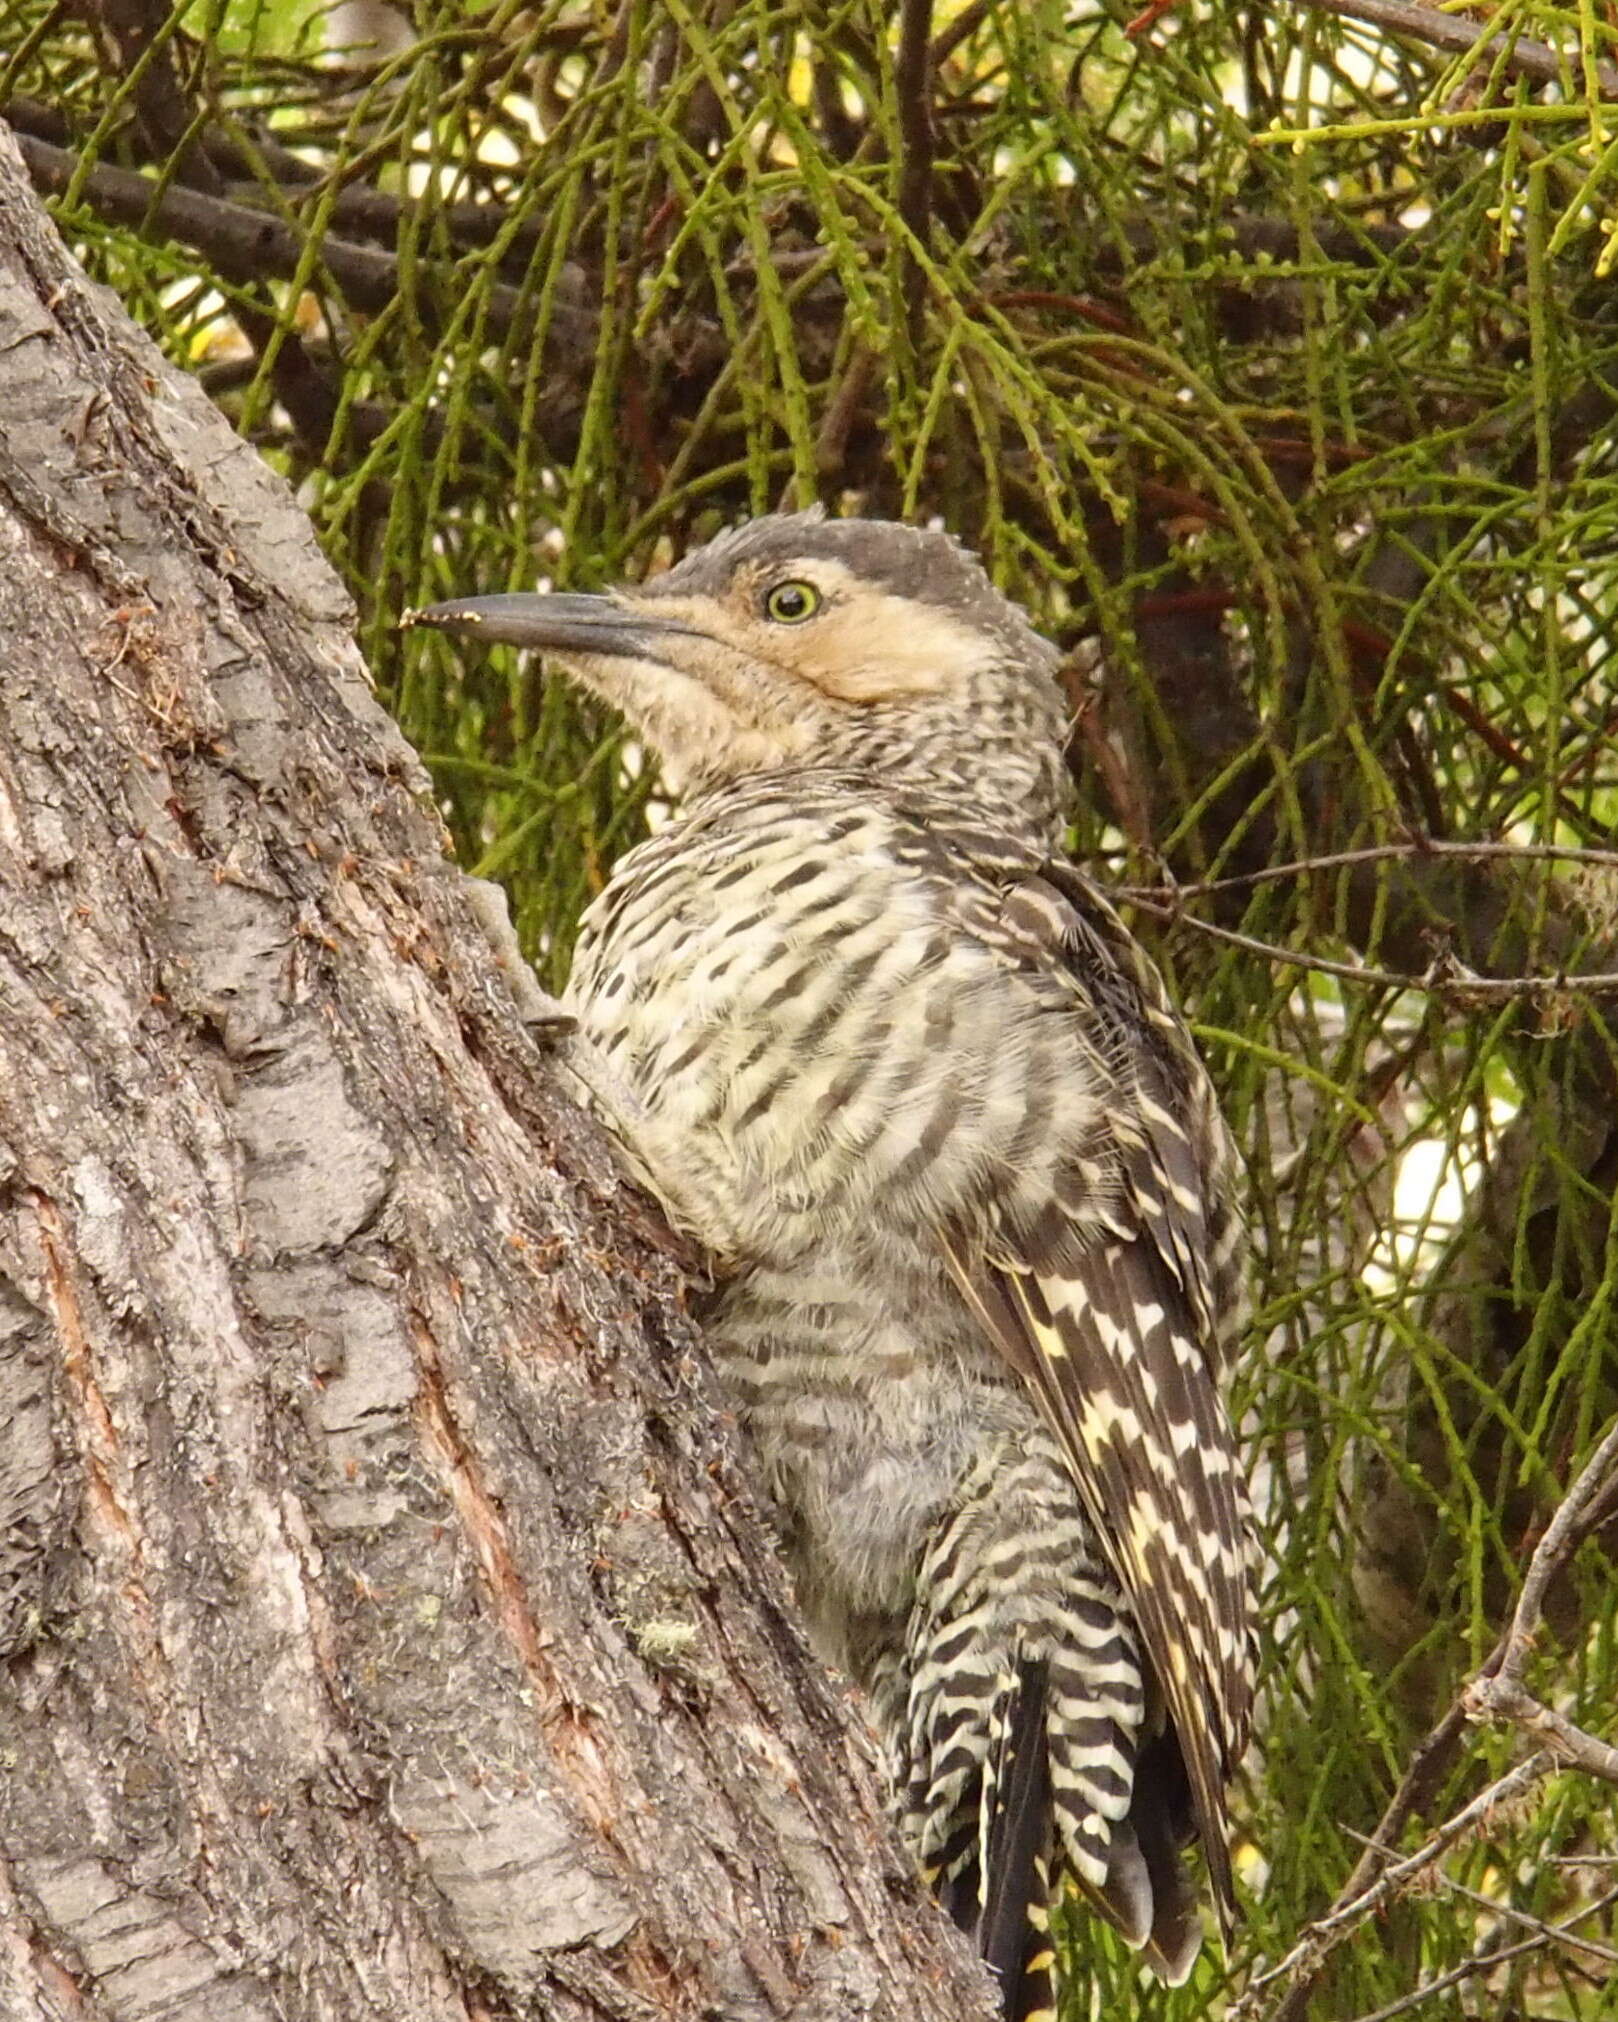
[894,0,934,331]
[12,129,594,356]
[1502,1415,1618,1666]
[1251,1421,1618,2021]
[1299,0,1618,96]
[929,0,995,68]
[1441,1875,1618,1969]
[1341,1886,1618,2022]
[1459,1417,1618,1784]
[1238,1752,1557,2017]
[1116,836,1618,903]
[1124,892,1618,1001]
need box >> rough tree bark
[0,131,998,2022]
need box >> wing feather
[939,847,1254,1923]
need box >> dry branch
[1124,891,1618,1000]
[1240,1750,1557,2016]
[1249,1417,1618,2022]
[1299,0,1618,95]
[1463,1417,1618,1786]
[1340,1885,1618,2022]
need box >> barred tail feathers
[892,1438,1205,2013]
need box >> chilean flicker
[406,512,1255,2020]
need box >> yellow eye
[763,580,822,624]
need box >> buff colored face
[630,553,1001,706]
[408,541,1008,788]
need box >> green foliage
[8,0,1618,2013]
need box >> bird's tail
[891,1439,1209,2015]
[1068,1722,1203,1983]
[976,1658,1059,2021]
[927,1661,1202,2015]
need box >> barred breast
[566,775,1116,1272]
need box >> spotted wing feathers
[942,849,1255,1947]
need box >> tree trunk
[0,129,996,2022]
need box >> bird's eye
[763,580,822,624]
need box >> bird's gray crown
[648,509,1042,653]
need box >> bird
[406,511,1255,2020]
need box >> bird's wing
[938,849,1254,1918]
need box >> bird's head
[406,511,1072,830]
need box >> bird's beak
[402,591,699,661]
